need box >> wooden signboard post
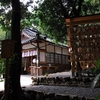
[1,39,15,100]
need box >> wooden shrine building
[21,27,70,76]
[66,14,100,76]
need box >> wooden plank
[66,14,100,26]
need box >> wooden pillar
[67,26,76,77]
[36,34,40,77]
[54,44,55,64]
[61,47,63,65]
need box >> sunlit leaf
[91,73,100,90]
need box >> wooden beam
[66,14,100,26]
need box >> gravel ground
[22,71,100,99]
[24,84,100,99]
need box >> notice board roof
[66,14,100,26]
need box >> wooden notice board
[1,39,15,100]
[1,39,15,58]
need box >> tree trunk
[10,0,22,99]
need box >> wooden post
[67,25,76,77]
[4,58,9,100]
[1,39,14,100]
[36,34,40,77]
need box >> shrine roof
[21,27,68,48]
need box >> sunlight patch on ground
[20,75,32,87]
[0,75,32,91]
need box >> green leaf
[91,73,100,90]
[95,94,100,100]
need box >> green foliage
[32,0,100,44]
[0,58,6,81]
[95,94,100,100]
[0,0,98,42]
[94,59,100,73]
[33,0,67,44]
[61,0,100,17]
[0,25,6,40]
[81,0,100,16]
[92,59,100,89]
[91,59,100,100]
[91,73,100,90]
[0,0,100,44]
[0,1,34,34]
[0,1,12,38]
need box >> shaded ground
[0,71,100,99]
